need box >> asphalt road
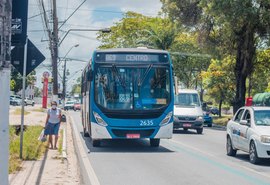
[69,111,270,185]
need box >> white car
[226,106,270,164]
[24,98,35,106]
[173,89,204,134]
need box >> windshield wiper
[112,64,126,89]
[138,64,153,87]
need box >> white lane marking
[165,137,270,179]
[69,115,101,185]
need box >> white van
[173,89,204,134]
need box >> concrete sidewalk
[9,113,80,185]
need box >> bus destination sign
[95,53,168,63]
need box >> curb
[68,113,100,185]
[61,125,67,160]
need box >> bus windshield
[94,66,171,110]
[174,93,200,107]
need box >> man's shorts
[45,122,60,135]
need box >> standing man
[45,101,61,149]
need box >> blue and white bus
[81,48,174,147]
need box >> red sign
[126,134,140,139]
[42,77,48,108]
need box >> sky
[27,0,162,92]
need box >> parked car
[173,89,204,134]
[24,98,35,106]
[203,112,213,127]
[10,96,22,106]
[73,103,81,111]
[210,107,219,115]
[64,101,75,111]
[10,97,20,106]
[226,106,270,164]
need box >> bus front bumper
[91,122,173,139]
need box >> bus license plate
[183,124,191,127]
[126,134,140,138]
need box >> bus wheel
[150,139,160,147]
[92,139,101,147]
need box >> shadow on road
[234,153,270,166]
[80,132,174,153]
[173,129,201,135]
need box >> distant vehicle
[210,107,219,115]
[64,101,75,111]
[203,112,213,127]
[73,103,81,111]
[10,97,20,106]
[226,106,270,164]
[24,98,35,106]
[81,48,174,147]
[173,89,204,134]
[10,96,22,106]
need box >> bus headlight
[196,116,203,122]
[93,112,108,127]
[160,111,173,126]
[261,135,270,143]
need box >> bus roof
[95,48,169,54]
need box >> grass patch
[13,108,30,115]
[212,115,232,126]
[9,126,47,174]
[32,108,45,112]
[58,129,63,154]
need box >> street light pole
[62,44,79,102]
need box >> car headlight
[93,112,108,126]
[160,111,173,126]
[196,116,203,122]
[261,135,270,143]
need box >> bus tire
[150,139,160,147]
[92,139,101,147]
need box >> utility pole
[52,0,58,101]
[62,59,66,101]
[0,0,11,184]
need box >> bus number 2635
[140,120,154,126]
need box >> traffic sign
[11,39,46,76]
[11,0,28,45]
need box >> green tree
[97,11,178,50]
[250,49,270,95]
[202,56,235,117]
[171,32,211,101]
[34,87,41,97]
[11,67,37,93]
[161,0,270,112]
[71,77,81,95]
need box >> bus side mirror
[87,70,93,81]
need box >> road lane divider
[168,138,270,180]
[162,140,270,185]
[69,115,100,185]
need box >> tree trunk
[233,25,255,114]
[218,99,222,118]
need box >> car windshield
[94,66,171,110]
[254,110,270,126]
[174,93,200,107]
